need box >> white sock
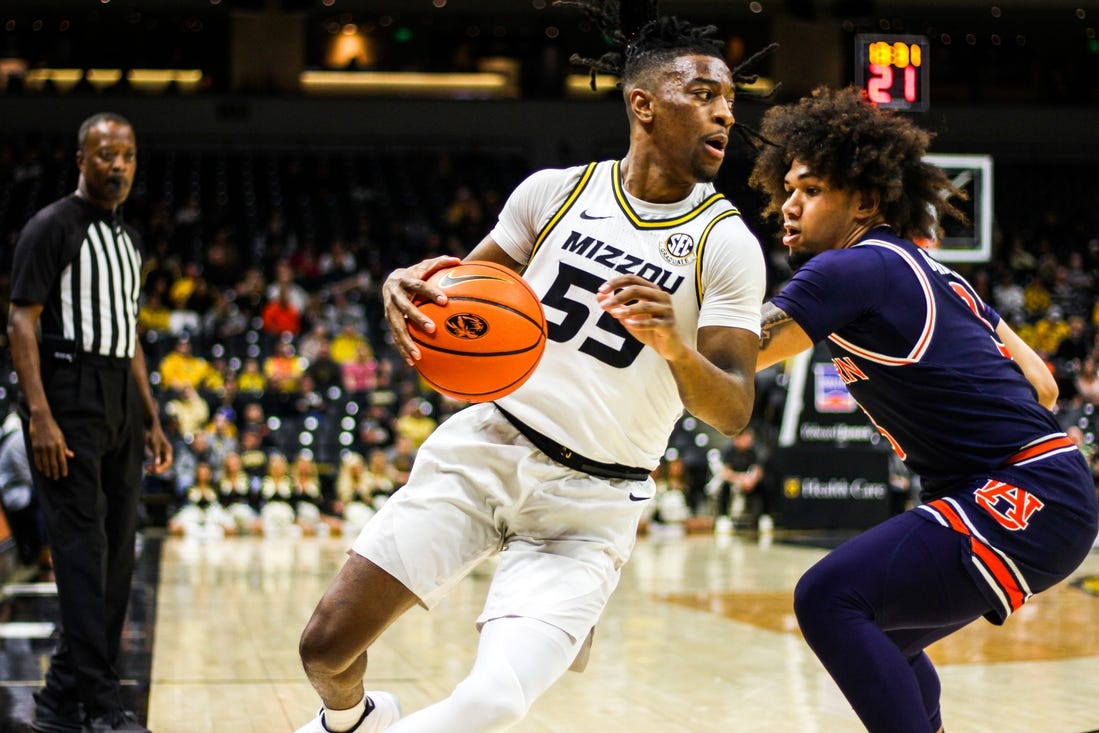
[324,694,367,732]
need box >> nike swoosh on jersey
[579,210,613,220]
[628,492,650,502]
[438,272,510,287]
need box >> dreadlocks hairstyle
[556,0,775,94]
[748,85,967,242]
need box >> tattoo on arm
[760,304,793,350]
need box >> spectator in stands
[202,288,248,345]
[202,228,241,291]
[266,259,309,314]
[298,324,331,364]
[329,323,369,366]
[233,267,268,321]
[324,290,369,339]
[165,384,210,439]
[713,424,765,531]
[262,338,305,417]
[1074,357,1099,404]
[1056,314,1092,367]
[341,342,378,400]
[218,451,260,533]
[136,290,171,337]
[0,411,45,568]
[236,358,267,404]
[649,456,691,531]
[1023,274,1052,320]
[333,451,370,517]
[305,335,342,391]
[261,286,303,338]
[239,402,271,442]
[291,451,326,535]
[181,270,216,315]
[167,461,231,538]
[289,241,323,285]
[991,268,1026,324]
[173,429,217,495]
[1006,236,1038,278]
[205,407,238,470]
[254,213,298,277]
[1050,264,1091,319]
[291,374,326,420]
[319,239,358,283]
[158,334,216,396]
[259,451,297,534]
[392,396,437,450]
[355,402,395,456]
[168,261,202,310]
[384,433,417,488]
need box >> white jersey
[492,160,765,469]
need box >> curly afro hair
[748,85,966,242]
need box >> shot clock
[855,34,930,112]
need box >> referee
[7,113,171,733]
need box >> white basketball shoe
[293,691,402,733]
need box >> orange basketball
[409,260,547,402]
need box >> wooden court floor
[147,530,1099,733]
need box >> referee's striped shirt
[10,194,143,360]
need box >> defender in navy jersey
[8,113,171,733]
[293,8,768,733]
[750,86,1098,733]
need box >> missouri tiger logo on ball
[409,260,547,402]
[445,313,489,340]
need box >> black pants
[24,359,144,718]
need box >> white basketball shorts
[351,402,655,641]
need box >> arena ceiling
[1,1,1092,13]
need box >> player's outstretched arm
[996,319,1058,410]
[757,302,814,372]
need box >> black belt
[42,337,131,370]
[495,405,650,481]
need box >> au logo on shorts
[445,313,489,339]
[659,232,696,267]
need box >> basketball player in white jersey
[293,6,769,732]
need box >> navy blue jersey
[771,227,1064,481]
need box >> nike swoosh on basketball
[439,272,510,287]
[579,210,612,220]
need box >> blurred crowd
[2,143,1099,544]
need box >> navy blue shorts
[915,441,1098,624]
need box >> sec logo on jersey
[659,232,696,267]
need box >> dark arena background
[1,2,1098,732]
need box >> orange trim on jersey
[1006,435,1075,465]
[927,499,1027,612]
[828,240,937,366]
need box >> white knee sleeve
[387,616,583,733]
